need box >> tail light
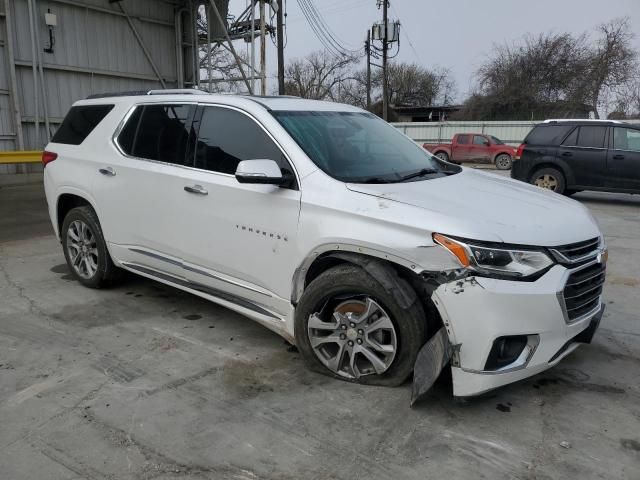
[42,150,58,166]
[515,143,525,160]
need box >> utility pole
[276,0,285,95]
[382,0,389,121]
[250,0,256,93]
[260,0,266,95]
[366,29,371,110]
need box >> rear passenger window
[613,128,640,152]
[194,106,295,183]
[576,126,606,149]
[52,105,114,145]
[525,125,573,146]
[117,104,195,165]
[457,135,469,144]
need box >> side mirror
[236,160,291,186]
[235,159,289,186]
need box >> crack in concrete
[0,249,63,335]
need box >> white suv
[43,91,607,401]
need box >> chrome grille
[550,237,600,264]
[563,262,606,322]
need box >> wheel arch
[433,148,450,158]
[527,161,574,186]
[292,248,445,334]
[493,150,512,162]
[56,192,97,238]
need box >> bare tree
[608,77,640,118]
[283,51,358,100]
[460,18,639,120]
[332,70,369,108]
[379,64,455,107]
[586,18,638,117]
[459,32,592,120]
[332,62,456,111]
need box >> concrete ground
[1,178,639,480]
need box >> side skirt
[119,262,295,343]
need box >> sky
[227,0,640,102]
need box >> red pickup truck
[423,133,516,170]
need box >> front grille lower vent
[563,262,605,322]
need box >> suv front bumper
[430,261,605,397]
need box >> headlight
[433,233,554,280]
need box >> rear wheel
[530,167,565,194]
[435,151,449,162]
[61,206,122,288]
[295,264,427,386]
[495,154,513,170]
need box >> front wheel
[495,154,513,170]
[295,264,427,386]
[530,167,566,194]
[61,206,122,288]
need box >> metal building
[0,0,230,173]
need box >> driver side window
[194,106,296,187]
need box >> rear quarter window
[525,125,573,146]
[51,105,115,145]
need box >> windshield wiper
[398,168,439,182]
[359,177,392,184]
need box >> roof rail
[146,89,207,95]
[543,118,624,124]
[86,89,208,99]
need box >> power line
[305,0,362,51]
[301,0,358,56]
[297,0,344,56]
[296,0,363,57]
[287,0,369,24]
[390,3,420,62]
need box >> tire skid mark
[94,353,146,384]
[177,381,406,480]
[32,437,109,480]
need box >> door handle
[184,185,208,195]
[99,167,116,176]
[613,154,625,160]
[561,152,572,157]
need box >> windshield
[490,135,504,145]
[272,111,454,183]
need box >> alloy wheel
[496,154,512,170]
[66,220,99,279]
[308,297,397,379]
[534,174,559,191]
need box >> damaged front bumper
[412,260,605,402]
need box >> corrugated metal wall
[0,1,20,173]
[393,120,640,146]
[1,0,183,174]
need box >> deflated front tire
[294,263,427,387]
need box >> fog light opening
[484,335,539,371]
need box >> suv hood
[346,169,601,246]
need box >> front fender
[291,242,461,304]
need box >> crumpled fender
[411,327,452,406]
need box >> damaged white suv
[43,91,607,402]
